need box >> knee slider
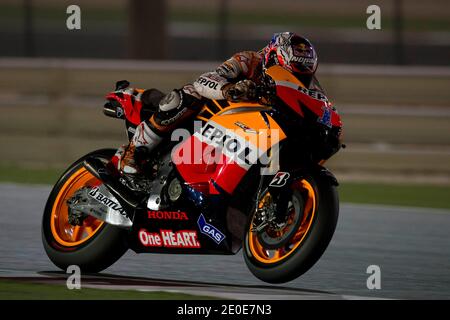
[159,90,183,112]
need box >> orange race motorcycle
[42,66,343,283]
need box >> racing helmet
[263,32,318,86]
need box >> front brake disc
[257,195,304,250]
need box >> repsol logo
[202,123,252,165]
[197,77,219,90]
[88,187,126,215]
[298,86,328,102]
[148,210,189,220]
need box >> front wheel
[42,149,129,273]
[243,173,339,283]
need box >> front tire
[243,173,339,283]
[42,149,129,273]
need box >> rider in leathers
[109,32,324,181]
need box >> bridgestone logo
[88,187,126,215]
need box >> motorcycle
[42,65,343,283]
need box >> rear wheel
[42,149,129,273]
[243,173,339,283]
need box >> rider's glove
[223,79,257,102]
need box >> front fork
[254,162,339,230]
[252,170,294,232]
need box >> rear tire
[41,149,129,273]
[243,172,339,283]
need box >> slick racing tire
[243,172,339,283]
[42,149,129,273]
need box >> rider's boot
[110,121,162,192]
[117,121,162,176]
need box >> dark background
[1,0,449,65]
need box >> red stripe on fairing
[172,135,249,195]
[276,85,342,127]
[276,86,304,117]
[210,160,247,194]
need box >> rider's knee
[152,86,203,131]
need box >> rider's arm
[193,51,263,100]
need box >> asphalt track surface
[0,183,449,299]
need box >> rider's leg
[117,84,203,175]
